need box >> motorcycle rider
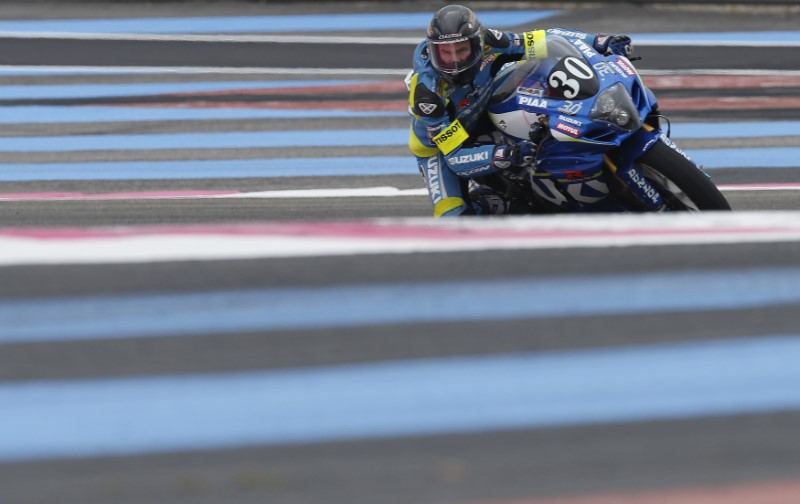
[407,4,633,216]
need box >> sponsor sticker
[558,114,582,126]
[517,86,544,97]
[564,169,587,180]
[437,34,467,40]
[523,30,547,59]
[659,133,692,161]
[615,58,636,77]
[493,146,512,169]
[448,151,489,165]
[479,53,498,72]
[432,119,469,155]
[546,28,587,40]
[557,100,583,115]
[626,167,661,205]
[593,61,615,77]
[459,164,494,176]
[609,61,629,78]
[555,122,581,137]
[571,39,598,59]
[424,157,442,204]
[518,96,548,108]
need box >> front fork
[604,124,666,211]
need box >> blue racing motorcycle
[478,32,730,213]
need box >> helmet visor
[429,36,482,77]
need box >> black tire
[636,139,732,211]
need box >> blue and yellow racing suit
[407,27,609,217]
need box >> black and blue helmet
[426,5,484,85]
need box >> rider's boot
[468,184,510,215]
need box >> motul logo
[555,122,580,137]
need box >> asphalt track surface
[1,2,800,504]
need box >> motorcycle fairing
[485,31,675,210]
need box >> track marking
[0,147,795,182]
[0,213,799,265]
[2,66,799,77]
[1,334,799,460]
[0,79,376,99]
[0,11,557,35]
[6,268,800,343]
[643,73,800,89]
[0,106,404,123]
[1,123,799,151]
[6,77,798,100]
[458,479,800,504]
[0,129,410,152]
[0,29,798,47]
[0,184,796,202]
[0,187,425,201]
[0,32,423,44]
[0,65,411,76]
[717,183,800,191]
[661,96,800,111]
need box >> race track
[1,1,799,503]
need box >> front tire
[636,139,731,211]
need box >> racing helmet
[426,5,484,85]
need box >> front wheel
[636,140,731,211]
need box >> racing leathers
[407,28,632,217]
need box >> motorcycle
[471,31,731,213]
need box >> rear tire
[637,139,731,211]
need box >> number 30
[548,57,593,99]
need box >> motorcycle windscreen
[490,35,600,103]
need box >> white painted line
[0,65,409,76]
[640,69,800,77]
[1,31,798,48]
[0,185,795,203]
[0,212,799,266]
[717,184,800,191]
[1,65,798,77]
[635,39,800,48]
[214,187,428,199]
[0,31,422,44]
[219,185,800,199]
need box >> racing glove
[594,34,633,58]
[493,141,536,170]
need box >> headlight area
[589,83,641,132]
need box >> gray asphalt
[1,2,799,504]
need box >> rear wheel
[636,139,731,211]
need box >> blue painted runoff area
[692,147,800,169]
[0,80,371,99]
[0,11,557,34]
[631,31,800,43]
[2,267,800,344]
[0,129,410,152]
[2,123,800,151]
[1,334,799,461]
[668,121,800,139]
[0,106,405,123]
[0,147,796,181]
[0,157,417,181]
